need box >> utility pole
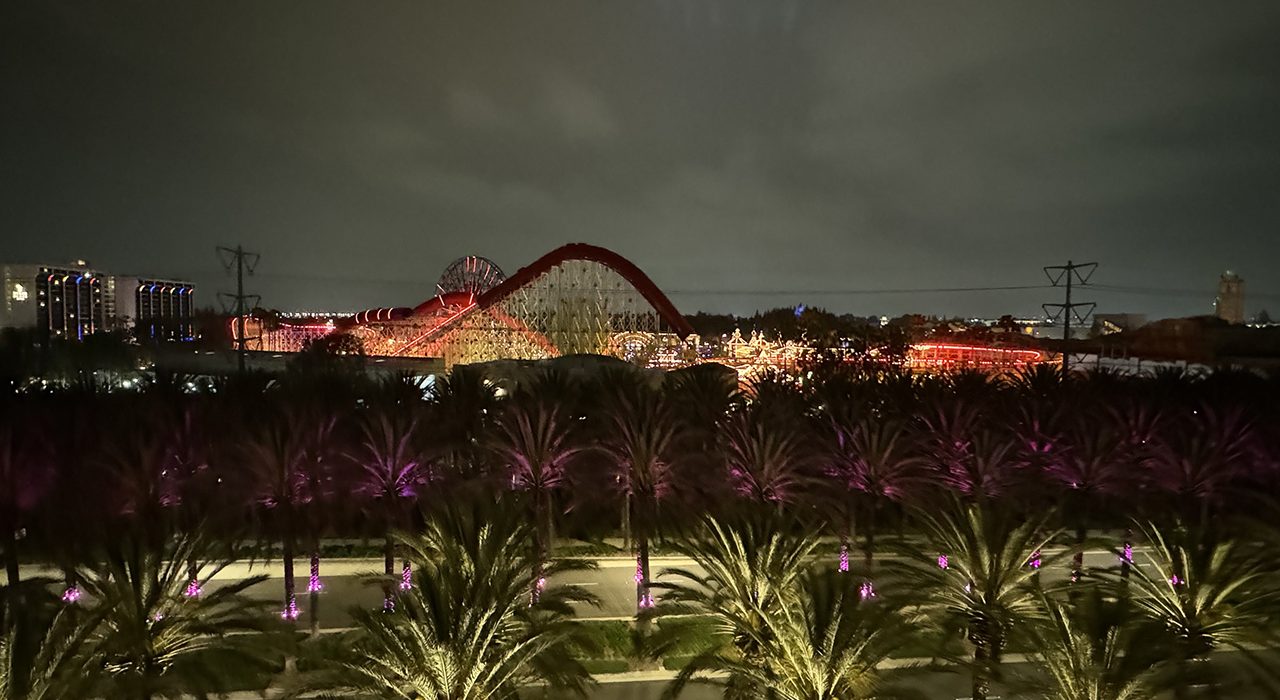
[1042,260,1096,372]
[217,245,261,373]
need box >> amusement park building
[237,244,1046,374]
[241,244,699,370]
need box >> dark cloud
[2,1,1278,319]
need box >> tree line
[2,360,1280,697]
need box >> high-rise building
[1214,271,1245,324]
[1,262,195,341]
[116,278,197,341]
[2,262,107,341]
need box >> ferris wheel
[436,255,506,297]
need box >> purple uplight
[839,543,850,573]
[1169,574,1183,586]
[639,593,655,608]
[281,595,300,620]
[382,595,396,613]
[937,554,949,570]
[400,562,412,591]
[184,578,202,598]
[860,580,876,599]
[61,585,82,604]
[308,557,323,593]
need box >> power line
[665,284,1051,296]
[1091,284,1280,302]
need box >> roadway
[213,549,1130,627]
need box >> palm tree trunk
[383,526,395,611]
[863,502,876,574]
[284,529,295,621]
[4,524,19,590]
[309,546,321,636]
[636,521,651,613]
[622,491,631,552]
[1072,522,1086,583]
[1173,651,1189,700]
[532,490,547,605]
[282,503,297,620]
[1120,527,1133,582]
[1071,498,1090,584]
[972,640,989,700]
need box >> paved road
[570,654,1280,700]
[215,556,706,627]
[215,548,1134,629]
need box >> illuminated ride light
[390,302,478,356]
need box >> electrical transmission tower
[217,245,261,373]
[1043,260,1097,372]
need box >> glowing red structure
[906,343,1046,372]
[238,244,1049,374]
[245,244,695,369]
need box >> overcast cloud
[3,1,1278,319]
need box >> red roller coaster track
[341,243,693,338]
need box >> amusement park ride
[233,244,1048,376]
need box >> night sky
[3,2,1279,320]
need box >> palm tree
[291,499,598,699]
[245,404,333,621]
[655,514,818,697]
[704,568,916,700]
[1123,521,1280,698]
[492,401,582,604]
[74,529,277,700]
[826,414,928,579]
[0,401,50,593]
[427,365,501,481]
[1022,589,1168,700]
[349,409,427,612]
[1045,416,1132,582]
[663,364,740,500]
[597,376,678,613]
[0,603,102,700]
[721,408,812,509]
[1144,405,1255,528]
[896,498,1067,700]
[923,402,1021,502]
